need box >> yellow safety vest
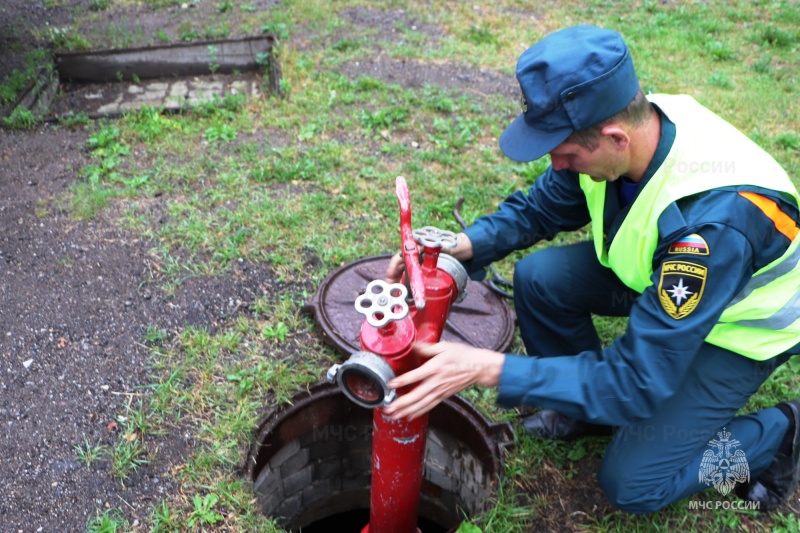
[580,94,800,360]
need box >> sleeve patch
[668,233,709,256]
[658,261,707,319]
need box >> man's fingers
[384,379,442,420]
[385,253,406,283]
[387,359,432,389]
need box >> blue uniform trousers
[512,241,793,512]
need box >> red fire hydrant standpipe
[326,176,469,533]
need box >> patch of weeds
[191,93,245,118]
[127,106,181,142]
[753,55,772,75]
[421,85,456,113]
[428,116,479,152]
[179,27,201,42]
[81,126,130,186]
[207,45,221,74]
[110,437,148,481]
[262,321,289,341]
[708,71,733,89]
[0,48,51,105]
[755,24,797,48]
[772,510,800,532]
[89,0,109,11]
[86,508,129,533]
[149,500,181,532]
[203,24,230,40]
[2,106,37,129]
[120,400,162,438]
[360,106,408,131]
[144,324,168,344]
[240,4,256,12]
[353,76,387,93]
[705,40,734,61]
[204,124,237,142]
[464,25,498,46]
[100,21,145,49]
[43,26,90,51]
[261,21,290,41]
[332,37,362,52]
[774,132,800,153]
[58,111,90,128]
[74,437,106,466]
[217,0,232,13]
[187,493,224,528]
[156,30,170,43]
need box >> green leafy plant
[262,322,289,341]
[149,500,181,532]
[86,508,129,533]
[464,25,498,46]
[187,493,224,528]
[705,40,734,61]
[110,437,148,481]
[74,437,106,466]
[204,124,237,142]
[43,26,90,51]
[58,111,90,128]
[207,45,221,74]
[2,106,36,129]
[261,21,290,40]
[0,48,50,105]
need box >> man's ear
[600,124,629,151]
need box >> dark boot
[522,409,613,441]
[735,399,800,511]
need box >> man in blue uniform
[383,25,800,513]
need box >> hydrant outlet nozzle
[326,351,398,409]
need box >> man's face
[549,139,622,182]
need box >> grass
[6,0,799,531]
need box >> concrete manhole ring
[243,381,514,532]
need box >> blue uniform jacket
[462,111,800,426]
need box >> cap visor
[499,113,572,163]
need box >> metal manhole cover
[304,254,516,356]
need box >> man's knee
[513,249,563,304]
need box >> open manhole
[303,254,516,356]
[243,382,514,532]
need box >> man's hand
[383,341,504,421]
[385,232,474,283]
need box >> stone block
[283,465,313,497]
[268,439,300,469]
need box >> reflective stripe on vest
[579,94,800,360]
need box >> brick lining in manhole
[243,381,514,532]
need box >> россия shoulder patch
[658,261,707,320]
[668,233,709,255]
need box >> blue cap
[499,25,640,163]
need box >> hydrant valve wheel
[355,280,409,328]
[413,226,457,249]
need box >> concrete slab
[51,71,266,119]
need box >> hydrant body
[328,177,468,533]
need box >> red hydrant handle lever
[395,176,426,310]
